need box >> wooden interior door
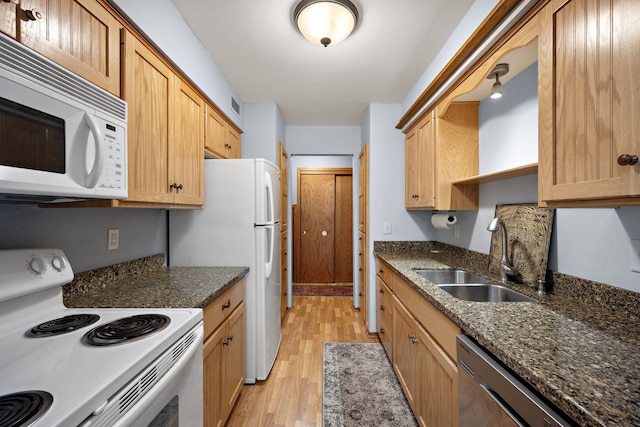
[300,174,335,282]
[334,175,353,282]
[297,168,353,284]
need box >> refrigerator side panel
[255,222,281,381]
[169,159,261,383]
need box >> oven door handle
[92,324,205,427]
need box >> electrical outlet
[631,239,640,273]
[383,222,392,234]
[108,228,119,250]
[454,224,461,239]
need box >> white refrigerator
[169,158,281,383]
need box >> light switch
[383,222,392,234]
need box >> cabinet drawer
[375,257,393,285]
[376,277,393,326]
[378,316,393,360]
[393,276,461,361]
[203,278,245,339]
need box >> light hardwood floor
[226,296,379,426]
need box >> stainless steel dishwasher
[457,335,575,427]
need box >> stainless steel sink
[413,269,492,285]
[437,284,537,303]
[413,269,536,302]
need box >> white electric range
[0,249,203,427]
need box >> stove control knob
[29,257,46,275]
[51,256,66,272]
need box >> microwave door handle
[84,113,105,188]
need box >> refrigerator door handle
[265,171,275,278]
[265,171,275,224]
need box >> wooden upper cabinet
[226,126,241,159]
[538,0,640,206]
[171,79,204,205]
[405,111,436,209]
[122,30,203,206]
[123,31,172,204]
[405,104,479,211]
[18,0,121,96]
[204,105,227,158]
[358,143,368,232]
[205,105,241,159]
[0,2,17,38]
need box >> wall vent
[231,97,240,115]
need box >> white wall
[431,63,640,292]
[0,205,166,273]
[242,104,279,163]
[402,0,501,113]
[363,104,434,330]
[111,0,243,128]
[289,156,354,204]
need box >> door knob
[618,154,638,166]
[321,230,327,237]
[302,230,307,235]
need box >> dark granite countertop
[374,242,640,427]
[64,255,248,309]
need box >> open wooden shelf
[453,163,538,185]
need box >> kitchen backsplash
[373,240,640,319]
[488,204,554,287]
[63,253,165,300]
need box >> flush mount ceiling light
[487,63,509,99]
[294,0,359,47]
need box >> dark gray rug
[322,342,418,426]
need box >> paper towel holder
[431,211,457,223]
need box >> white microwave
[0,33,127,203]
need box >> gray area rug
[323,342,418,426]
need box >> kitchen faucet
[487,217,520,283]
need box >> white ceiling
[171,0,475,126]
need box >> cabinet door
[539,0,640,205]
[171,79,204,205]
[226,126,241,159]
[0,2,16,38]
[406,112,435,209]
[358,231,367,326]
[393,299,417,411]
[376,276,392,360]
[415,323,458,427]
[123,31,173,203]
[19,0,121,95]
[204,105,227,158]
[203,324,225,427]
[222,303,245,421]
[358,143,368,232]
[280,230,288,320]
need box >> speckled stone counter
[374,241,640,427]
[63,253,248,309]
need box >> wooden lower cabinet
[203,280,245,427]
[393,296,458,427]
[376,256,459,427]
[376,275,393,360]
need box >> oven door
[80,323,204,427]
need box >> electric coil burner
[26,314,100,337]
[0,391,52,427]
[0,249,204,426]
[83,314,170,346]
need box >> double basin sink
[413,269,536,303]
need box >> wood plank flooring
[226,296,379,426]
